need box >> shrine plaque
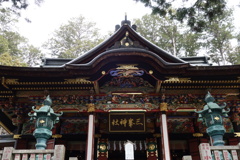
[109,113,145,132]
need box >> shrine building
[0,18,240,160]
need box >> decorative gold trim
[12,87,94,90]
[0,91,12,93]
[5,78,19,84]
[162,85,239,89]
[116,64,138,70]
[109,109,146,112]
[52,134,62,138]
[87,103,95,112]
[153,133,161,138]
[165,77,191,82]
[0,96,14,98]
[6,80,93,85]
[64,78,91,83]
[226,93,239,96]
[193,133,203,137]
[1,77,9,89]
[160,103,168,111]
[95,134,101,138]
[112,92,143,95]
[163,80,239,84]
[13,134,21,139]
[234,132,240,137]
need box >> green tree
[134,0,235,32]
[133,14,202,57]
[22,45,44,66]
[227,47,240,65]
[2,31,27,56]
[0,31,43,67]
[0,34,9,53]
[134,14,182,56]
[181,32,203,57]
[0,52,27,66]
[227,33,240,64]
[0,3,43,67]
[204,9,235,65]
[44,15,104,58]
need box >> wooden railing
[199,143,240,160]
[183,143,240,160]
[0,145,65,160]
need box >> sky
[16,0,240,48]
[16,0,152,47]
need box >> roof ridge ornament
[121,13,131,26]
[115,14,137,31]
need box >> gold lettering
[128,118,135,128]
[136,118,143,125]
[120,118,128,127]
[112,119,119,126]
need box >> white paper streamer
[119,141,122,151]
[139,141,142,151]
[134,141,137,150]
[144,141,147,150]
[113,141,116,151]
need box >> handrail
[199,143,240,160]
[0,145,65,160]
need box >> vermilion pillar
[86,114,95,160]
[160,113,171,160]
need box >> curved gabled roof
[0,19,239,80]
[65,22,188,67]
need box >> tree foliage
[133,12,239,65]
[204,9,235,65]
[0,8,18,31]
[44,15,104,58]
[133,14,202,57]
[134,0,235,32]
[0,52,27,66]
[0,31,43,66]
[0,10,43,66]
[0,0,43,9]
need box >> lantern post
[28,95,62,149]
[196,92,232,160]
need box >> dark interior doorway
[108,150,146,160]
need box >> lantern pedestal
[34,128,52,149]
[207,125,225,146]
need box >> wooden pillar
[160,113,171,160]
[86,114,95,160]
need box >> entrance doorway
[107,140,148,160]
[108,150,147,160]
